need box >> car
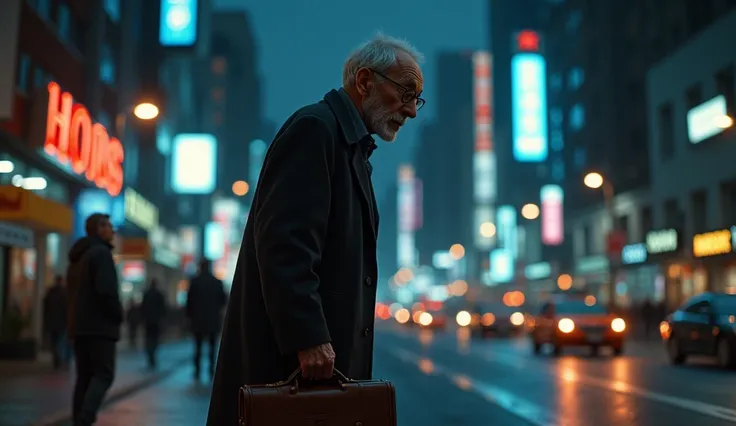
[661,292,736,368]
[469,303,526,338]
[409,301,448,330]
[530,298,626,356]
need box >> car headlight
[558,318,575,333]
[611,317,626,333]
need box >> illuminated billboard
[687,95,729,144]
[490,249,513,284]
[497,205,518,259]
[473,51,492,153]
[511,53,548,162]
[540,184,564,245]
[159,0,198,47]
[397,165,417,267]
[171,134,216,194]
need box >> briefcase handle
[284,368,352,394]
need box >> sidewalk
[0,340,193,426]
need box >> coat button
[363,328,371,336]
[364,277,372,286]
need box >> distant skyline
[214,0,487,199]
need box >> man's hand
[297,343,335,380]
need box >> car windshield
[713,295,736,313]
[555,301,607,315]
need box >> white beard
[362,89,406,142]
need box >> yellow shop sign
[693,229,732,258]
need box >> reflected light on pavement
[557,368,581,426]
[418,358,435,375]
[612,358,632,384]
[456,327,470,354]
[452,374,473,391]
[419,329,434,347]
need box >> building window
[100,44,116,85]
[550,73,563,92]
[691,190,708,234]
[32,0,52,19]
[641,206,653,235]
[569,103,585,131]
[104,0,120,22]
[658,103,674,160]
[211,58,227,75]
[33,67,46,89]
[573,147,586,169]
[551,158,565,181]
[565,9,582,33]
[685,83,702,110]
[567,67,584,91]
[664,198,680,228]
[16,54,31,93]
[56,4,71,42]
[715,64,735,115]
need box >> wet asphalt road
[89,322,736,426]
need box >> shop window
[16,54,31,93]
[691,189,708,234]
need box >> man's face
[361,52,424,142]
[98,218,115,243]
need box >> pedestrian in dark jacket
[141,278,167,369]
[44,274,69,370]
[186,259,227,380]
[206,34,424,424]
[66,213,122,426]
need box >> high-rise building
[208,11,263,199]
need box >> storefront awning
[0,185,72,234]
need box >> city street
[46,322,736,426]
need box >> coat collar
[324,89,377,158]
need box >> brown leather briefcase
[238,369,397,426]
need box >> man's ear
[354,67,374,97]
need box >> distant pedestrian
[186,259,227,380]
[125,300,141,349]
[207,33,424,424]
[66,213,123,426]
[43,274,69,370]
[141,278,167,369]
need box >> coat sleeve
[92,248,124,325]
[254,114,335,355]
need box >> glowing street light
[715,115,734,129]
[133,102,160,120]
[479,222,496,238]
[583,172,604,189]
[521,203,540,220]
[232,180,249,196]
[449,243,465,260]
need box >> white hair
[342,32,424,88]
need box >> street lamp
[115,101,161,140]
[583,171,619,308]
[521,203,540,220]
[715,115,734,129]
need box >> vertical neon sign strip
[511,53,548,162]
[473,51,492,152]
[540,184,564,245]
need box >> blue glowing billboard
[159,0,198,47]
[511,53,548,162]
[171,134,217,194]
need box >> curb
[32,356,190,426]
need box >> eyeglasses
[370,69,425,111]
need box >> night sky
[214,0,486,200]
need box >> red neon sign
[517,30,540,52]
[43,82,125,196]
